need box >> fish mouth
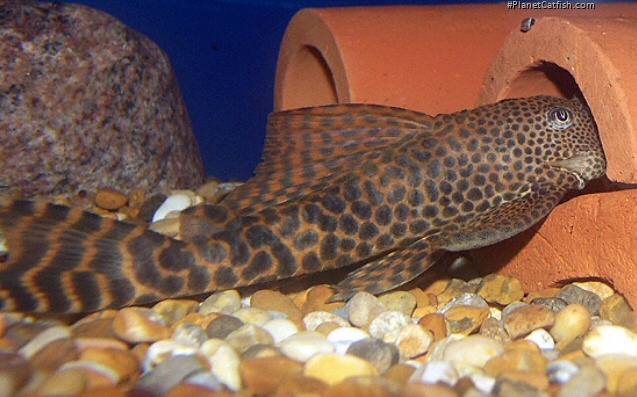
[546,155,591,189]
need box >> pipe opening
[279,46,338,110]
[506,61,583,102]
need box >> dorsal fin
[224,104,435,213]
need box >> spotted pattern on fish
[0,96,606,312]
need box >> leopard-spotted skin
[0,96,606,312]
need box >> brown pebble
[503,304,555,339]
[418,312,448,341]
[78,386,128,397]
[240,355,303,395]
[601,294,632,324]
[251,290,302,318]
[128,188,147,210]
[79,347,140,386]
[38,368,87,396]
[444,305,489,335]
[497,369,550,391]
[153,299,200,327]
[437,278,478,305]
[206,314,245,339]
[274,373,328,397]
[477,274,525,305]
[95,187,129,210]
[383,363,416,385]
[321,377,394,397]
[480,317,511,344]
[112,307,170,343]
[0,352,32,394]
[556,284,603,315]
[300,285,344,315]
[30,338,79,373]
[72,318,118,339]
[484,340,547,376]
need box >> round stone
[94,187,129,210]
[200,339,241,391]
[443,305,490,335]
[250,290,303,320]
[232,307,272,326]
[225,324,274,354]
[171,322,208,348]
[205,314,244,339]
[37,369,87,396]
[396,324,434,359]
[524,328,555,350]
[556,284,603,316]
[79,347,139,387]
[239,355,303,395]
[600,294,632,324]
[152,299,199,327]
[368,311,411,341]
[278,332,335,362]
[346,338,399,374]
[136,355,209,396]
[476,274,524,305]
[152,193,193,222]
[200,290,242,315]
[379,291,417,317]
[417,313,448,341]
[408,360,459,386]
[303,353,378,385]
[503,304,555,339]
[303,311,349,332]
[262,318,299,344]
[443,334,505,367]
[0,353,31,395]
[327,326,370,355]
[112,308,170,343]
[484,340,547,376]
[595,354,637,393]
[348,292,387,328]
[18,325,72,358]
[550,303,591,343]
[143,340,198,371]
[583,325,637,357]
[479,317,511,344]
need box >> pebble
[278,332,335,362]
[152,193,193,222]
[303,353,378,385]
[479,317,511,344]
[409,360,459,386]
[299,285,344,314]
[0,352,31,395]
[232,307,272,326]
[18,325,72,358]
[326,326,370,355]
[94,187,129,210]
[396,324,434,359]
[546,360,580,384]
[149,218,181,237]
[250,290,302,318]
[400,383,460,397]
[153,299,200,327]
[556,284,603,315]
[418,312,448,341]
[205,314,245,339]
[379,291,417,316]
[137,193,168,222]
[530,296,569,312]
[200,339,242,391]
[164,383,224,397]
[617,366,637,397]
[484,340,547,376]
[439,292,489,312]
[550,303,591,343]
[582,325,637,357]
[600,294,632,324]
[443,305,490,335]
[443,335,505,367]
[503,304,555,339]
[303,311,349,332]
[573,281,615,300]
[136,354,209,396]
[368,311,411,341]
[112,307,170,343]
[348,291,387,328]
[262,318,299,344]
[200,290,242,315]
[595,354,637,393]
[30,337,79,373]
[225,324,274,353]
[239,355,303,395]
[437,279,478,305]
[143,340,199,371]
[79,347,139,386]
[524,328,555,350]
[172,322,208,347]
[556,364,605,397]
[38,368,87,396]
[476,274,525,305]
[346,338,399,374]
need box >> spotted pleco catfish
[0,96,606,312]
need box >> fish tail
[0,200,215,313]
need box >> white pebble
[303,311,349,332]
[409,360,459,386]
[262,318,299,344]
[143,340,198,371]
[582,325,637,357]
[232,307,272,326]
[152,193,192,222]
[327,327,370,355]
[547,360,580,384]
[525,328,555,350]
[442,335,504,367]
[278,332,335,362]
[201,339,241,391]
[368,311,411,341]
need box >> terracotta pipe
[274,3,637,306]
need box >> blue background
[50,0,509,182]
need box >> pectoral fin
[330,238,445,301]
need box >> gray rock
[0,1,204,199]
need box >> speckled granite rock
[0,1,204,198]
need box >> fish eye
[548,107,574,129]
